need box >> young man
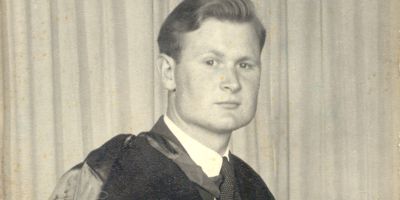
[50,0,275,199]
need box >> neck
[166,108,231,155]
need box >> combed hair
[157,0,266,62]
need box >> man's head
[158,0,266,136]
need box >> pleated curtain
[1,0,399,199]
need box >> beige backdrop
[1,0,399,199]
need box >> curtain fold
[1,0,399,200]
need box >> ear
[158,54,177,91]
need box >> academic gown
[49,117,275,200]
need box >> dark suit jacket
[50,117,275,200]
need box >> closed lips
[215,101,241,108]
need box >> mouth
[215,101,241,109]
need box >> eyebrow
[200,49,260,65]
[205,50,225,58]
[237,56,261,66]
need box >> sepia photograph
[1,0,399,199]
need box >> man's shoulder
[50,134,139,200]
[230,154,262,178]
[230,154,276,200]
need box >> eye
[239,62,253,69]
[204,58,220,67]
[205,59,218,66]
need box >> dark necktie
[219,156,236,200]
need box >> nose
[220,68,241,93]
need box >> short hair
[157,0,266,62]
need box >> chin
[206,116,253,133]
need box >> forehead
[180,19,261,57]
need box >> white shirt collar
[164,115,230,177]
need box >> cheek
[175,72,205,104]
[241,79,261,106]
[177,69,215,94]
[243,75,260,94]
[175,69,192,93]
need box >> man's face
[172,19,262,134]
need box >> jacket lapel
[148,117,221,197]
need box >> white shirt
[164,115,230,177]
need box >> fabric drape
[1,0,399,199]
